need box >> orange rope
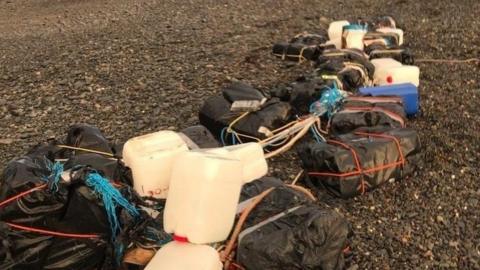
[308,132,406,194]
[221,188,275,269]
[6,222,100,239]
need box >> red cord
[0,184,47,208]
[6,222,100,238]
[308,132,407,194]
[0,183,106,239]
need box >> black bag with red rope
[234,177,352,270]
[0,125,170,270]
[328,96,407,135]
[297,127,422,198]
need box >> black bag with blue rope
[0,125,170,270]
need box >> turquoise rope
[43,161,64,192]
[85,172,140,239]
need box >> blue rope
[85,172,140,238]
[220,127,227,146]
[310,83,344,118]
[343,23,368,31]
[114,243,125,265]
[310,127,323,143]
[43,161,64,192]
[231,131,236,145]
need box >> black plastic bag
[272,33,329,62]
[64,153,132,185]
[199,83,292,142]
[297,128,422,198]
[222,81,266,103]
[315,49,374,92]
[236,178,351,270]
[365,43,414,65]
[65,124,113,155]
[180,125,221,149]
[270,75,327,115]
[0,222,109,270]
[329,96,406,134]
[0,149,168,269]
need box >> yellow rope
[56,145,115,157]
[291,170,304,185]
[227,112,250,133]
[416,58,479,64]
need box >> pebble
[0,138,14,144]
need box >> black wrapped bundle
[270,75,327,115]
[329,96,406,134]
[365,43,414,65]
[272,33,330,62]
[236,178,351,270]
[298,128,422,198]
[199,82,292,142]
[0,126,170,270]
[315,49,375,92]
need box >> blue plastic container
[359,83,419,116]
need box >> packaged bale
[199,82,292,143]
[64,124,113,156]
[234,177,351,270]
[297,128,422,198]
[180,125,221,149]
[270,75,328,115]
[365,43,414,65]
[315,49,375,91]
[272,33,330,62]
[329,96,406,134]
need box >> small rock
[0,138,14,144]
[74,80,85,89]
[85,76,94,84]
[436,215,444,223]
[423,250,433,259]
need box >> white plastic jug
[376,27,404,45]
[371,58,420,87]
[203,143,267,182]
[164,143,267,244]
[145,242,222,270]
[342,24,367,50]
[122,131,189,198]
[327,20,350,49]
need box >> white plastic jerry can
[342,24,367,50]
[371,58,420,87]
[164,143,267,244]
[327,20,350,49]
[144,242,222,270]
[203,143,268,182]
[122,131,189,198]
[376,27,404,45]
